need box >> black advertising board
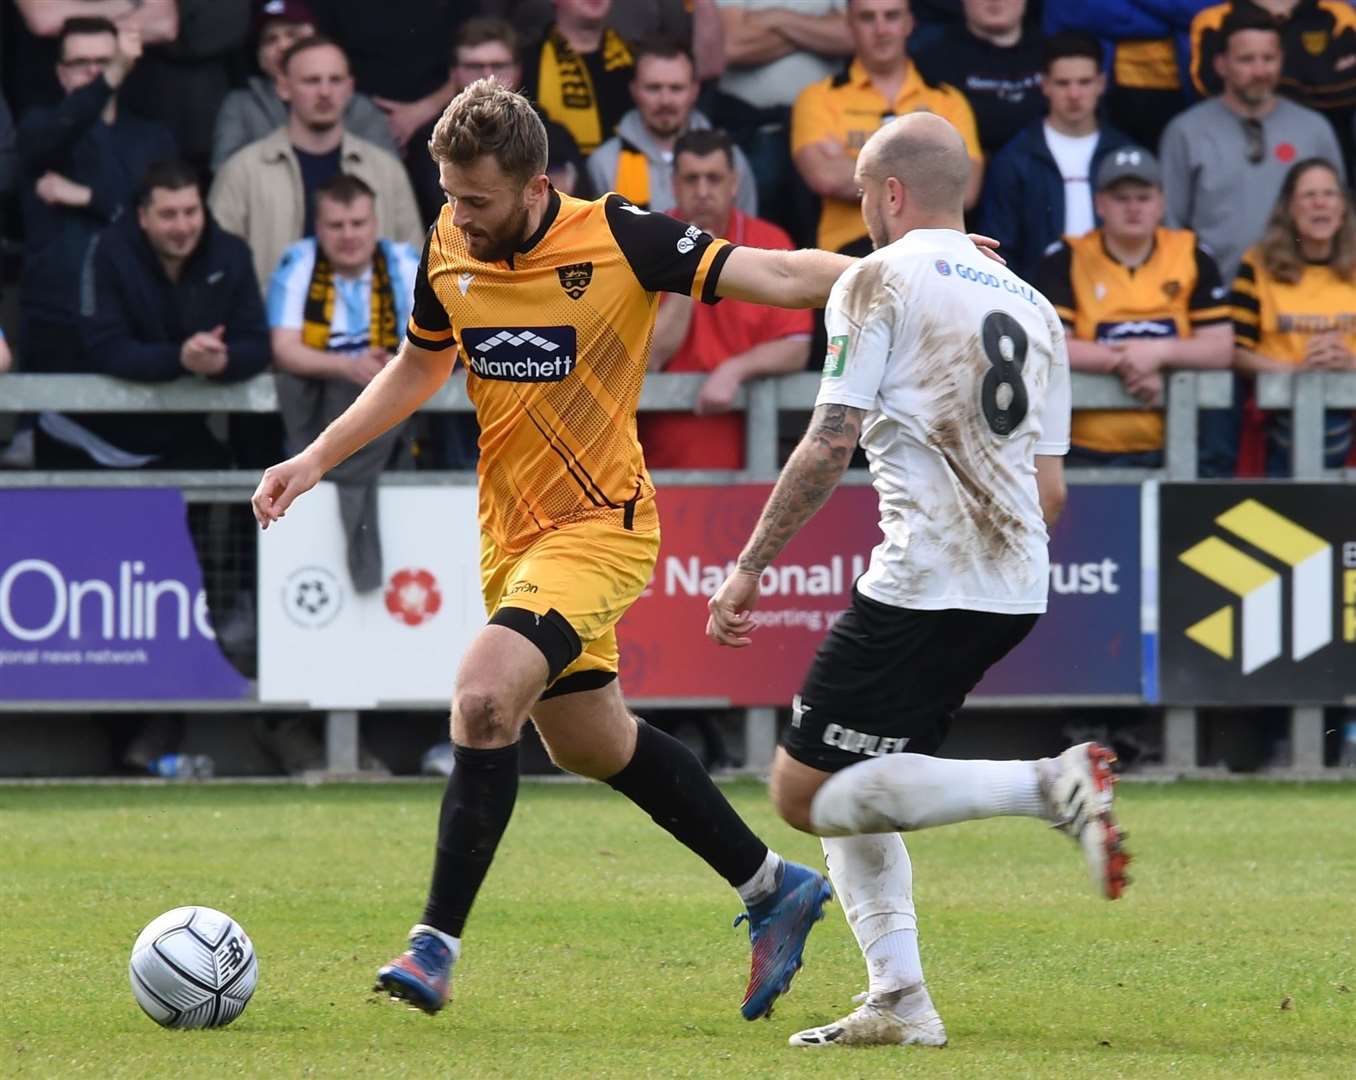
[1159,484,1356,704]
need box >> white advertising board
[257,483,482,707]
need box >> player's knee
[452,687,521,747]
[770,771,817,834]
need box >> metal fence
[3,369,1354,777]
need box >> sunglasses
[1242,118,1265,165]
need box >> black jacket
[63,209,271,465]
[18,76,176,339]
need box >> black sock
[421,742,520,937]
[605,721,768,888]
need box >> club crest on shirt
[1161,279,1181,300]
[1302,30,1328,55]
[556,261,594,300]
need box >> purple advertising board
[974,484,1142,698]
[0,490,251,701]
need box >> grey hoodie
[587,108,758,218]
[210,76,399,172]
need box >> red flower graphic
[385,568,443,626]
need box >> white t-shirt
[1043,124,1098,239]
[715,0,847,109]
[816,229,1071,615]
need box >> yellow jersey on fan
[407,190,734,553]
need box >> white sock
[811,754,1047,836]
[736,848,784,906]
[412,923,461,963]
[823,834,922,996]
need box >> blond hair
[428,78,547,184]
[1257,158,1356,284]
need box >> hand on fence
[251,452,324,530]
[180,326,228,377]
[344,349,389,387]
[1303,332,1354,371]
[695,366,742,414]
[706,569,761,648]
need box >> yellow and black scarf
[302,243,398,353]
[535,26,634,154]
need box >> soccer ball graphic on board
[128,906,258,1028]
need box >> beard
[466,202,531,263]
[868,205,890,251]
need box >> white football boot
[1042,741,1131,900]
[788,986,947,1048]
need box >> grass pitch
[2,780,1354,1079]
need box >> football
[128,906,258,1029]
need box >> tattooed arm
[707,403,864,647]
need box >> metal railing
[2,368,1352,777]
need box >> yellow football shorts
[481,517,661,696]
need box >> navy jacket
[979,120,1137,282]
[18,76,176,336]
[66,209,271,463]
[1043,0,1210,98]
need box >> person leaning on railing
[1231,156,1356,476]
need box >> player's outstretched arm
[706,403,863,646]
[715,246,856,310]
[250,339,454,528]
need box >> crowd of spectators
[1,0,1354,775]
[3,0,1355,490]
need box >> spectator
[588,40,757,215]
[17,18,176,373]
[1161,10,1345,285]
[0,331,11,373]
[1160,8,1345,475]
[268,174,418,589]
[639,129,812,468]
[1232,157,1356,474]
[449,18,590,198]
[1189,0,1356,164]
[34,160,269,469]
[1036,147,1234,468]
[714,0,851,233]
[10,0,179,113]
[521,0,638,155]
[716,0,852,110]
[1043,1,1207,150]
[484,0,728,81]
[981,32,1136,280]
[912,0,1047,158]
[308,0,466,222]
[211,0,398,171]
[792,0,982,256]
[113,0,252,176]
[209,35,423,297]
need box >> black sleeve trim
[1188,244,1225,311]
[1034,244,1075,313]
[701,243,737,305]
[603,193,720,294]
[409,224,453,336]
[489,606,583,683]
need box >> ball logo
[283,566,343,629]
[385,568,442,627]
[676,236,695,254]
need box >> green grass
[2,781,1354,1079]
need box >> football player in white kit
[708,112,1131,1049]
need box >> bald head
[858,112,970,218]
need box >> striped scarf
[535,25,634,154]
[301,242,398,354]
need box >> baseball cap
[257,0,315,27]
[1095,147,1161,191]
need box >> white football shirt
[816,228,1071,614]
